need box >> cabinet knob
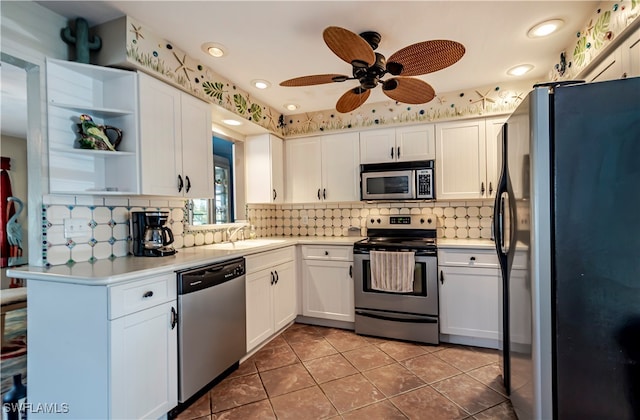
[325,251,329,256]
[470,256,476,261]
[142,290,154,298]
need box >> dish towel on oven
[370,251,415,293]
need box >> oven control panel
[367,215,437,229]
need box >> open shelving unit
[46,58,140,195]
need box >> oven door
[361,170,415,200]
[353,252,438,316]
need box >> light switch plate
[301,215,309,225]
[64,218,90,238]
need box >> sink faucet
[226,225,245,242]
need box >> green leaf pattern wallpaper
[112,2,638,138]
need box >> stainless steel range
[353,215,439,344]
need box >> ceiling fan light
[382,79,398,91]
[527,19,564,38]
[386,62,404,76]
[507,64,534,76]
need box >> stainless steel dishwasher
[176,257,246,403]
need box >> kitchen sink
[208,238,287,250]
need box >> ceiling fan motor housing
[353,53,387,89]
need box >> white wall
[1,0,68,267]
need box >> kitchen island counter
[7,236,364,285]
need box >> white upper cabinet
[435,119,487,200]
[485,117,508,199]
[285,132,360,203]
[585,26,640,82]
[138,72,213,197]
[360,125,435,164]
[245,133,284,203]
[620,27,640,78]
[46,58,140,195]
[435,117,506,200]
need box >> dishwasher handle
[178,257,245,295]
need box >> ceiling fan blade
[336,87,371,113]
[387,40,466,76]
[382,77,435,104]
[280,74,350,87]
[323,26,376,68]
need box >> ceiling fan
[280,26,466,113]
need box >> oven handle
[355,310,438,324]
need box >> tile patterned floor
[175,323,518,420]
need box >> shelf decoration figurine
[61,17,102,64]
[77,114,122,151]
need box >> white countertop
[7,236,365,286]
[437,238,496,249]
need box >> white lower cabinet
[27,272,177,419]
[301,245,354,322]
[110,300,177,419]
[245,247,296,351]
[438,248,500,347]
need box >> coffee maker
[131,211,177,257]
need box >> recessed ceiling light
[285,103,299,111]
[201,42,227,58]
[251,79,271,89]
[507,64,534,76]
[527,19,564,38]
[222,119,242,126]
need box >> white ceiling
[6,1,600,137]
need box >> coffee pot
[131,211,177,257]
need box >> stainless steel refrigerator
[493,77,640,420]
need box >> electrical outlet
[301,215,309,225]
[64,218,90,238]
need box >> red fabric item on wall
[1,157,16,267]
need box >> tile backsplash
[42,195,493,266]
[248,201,494,240]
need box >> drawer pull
[142,291,154,298]
[470,256,476,261]
[325,251,329,256]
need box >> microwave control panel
[416,169,433,198]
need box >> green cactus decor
[61,17,102,64]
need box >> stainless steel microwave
[360,160,435,200]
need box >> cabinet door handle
[324,250,329,256]
[275,270,279,284]
[349,265,353,278]
[270,271,275,285]
[323,189,326,200]
[185,176,191,193]
[142,290,154,298]
[273,189,277,200]
[317,189,321,200]
[178,175,184,193]
[390,147,394,158]
[489,182,493,195]
[440,270,444,284]
[481,182,485,195]
[171,307,178,330]
[397,147,400,158]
